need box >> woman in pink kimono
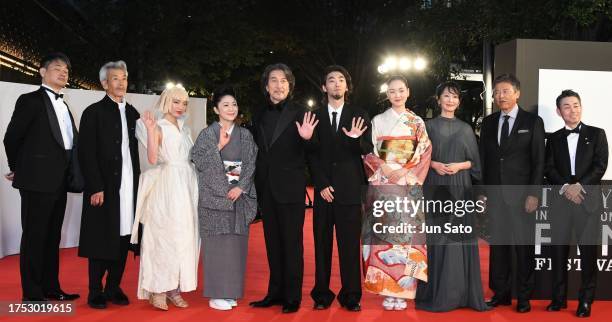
[362,75,431,310]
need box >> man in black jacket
[544,90,608,318]
[309,65,371,312]
[249,63,318,313]
[78,61,140,309]
[3,52,80,302]
[479,74,545,313]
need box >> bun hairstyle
[386,75,409,88]
[211,86,237,108]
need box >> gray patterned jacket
[191,125,258,236]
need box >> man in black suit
[78,61,140,309]
[544,90,608,318]
[3,52,80,302]
[249,63,318,313]
[479,74,545,313]
[308,66,372,312]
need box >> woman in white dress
[130,86,199,311]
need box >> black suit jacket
[479,107,545,200]
[77,95,140,260]
[252,101,312,204]
[3,87,78,192]
[308,105,373,205]
[545,123,608,213]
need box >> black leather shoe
[313,302,330,310]
[343,302,361,312]
[546,301,567,311]
[106,288,129,306]
[88,293,107,309]
[45,290,80,301]
[249,296,283,307]
[282,302,300,313]
[486,297,511,307]
[22,297,48,302]
[517,301,531,313]
[576,301,591,318]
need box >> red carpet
[1,208,610,321]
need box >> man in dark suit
[249,63,318,313]
[3,52,80,302]
[544,90,608,318]
[78,61,140,309]
[479,74,545,313]
[308,65,371,312]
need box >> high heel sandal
[167,293,189,308]
[149,293,168,311]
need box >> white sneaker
[225,299,238,307]
[382,297,396,310]
[394,298,407,311]
[209,299,233,310]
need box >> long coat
[77,95,140,260]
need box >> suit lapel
[40,87,65,148]
[270,103,299,147]
[337,105,352,135]
[575,124,588,174]
[556,132,572,177]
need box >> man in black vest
[4,52,80,302]
[249,63,318,313]
[78,61,140,309]
[544,90,608,318]
[479,74,545,313]
[308,65,371,312]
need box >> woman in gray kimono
[191,87,258,311]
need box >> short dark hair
[493,73,520,91]
[385,75,409,88]
[260,63,295,100]
[40,52,71,70]
[435,81,461,98]
[320,65,353,103]
[211,86,236,108]
[556,89,581,109]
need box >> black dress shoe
[486,297,511,307]
[343,303,361,312]
[313,302,330,310]
[106,288,129,306]
[88,293,107,309]
[282,302,300,313]
[45,290,80,301]
[22,297,48,302]
[250,296,283,307]
[516,301,531,313]
[546,301,568,311]
[576,301,591,318]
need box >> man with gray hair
[78,61,141,309]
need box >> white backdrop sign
[0,81,206,258]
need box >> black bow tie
[43,86,63,100]
[564,125,581,136]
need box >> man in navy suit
[544,90,608,318]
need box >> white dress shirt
[115,96,135,236]
[42,84,73,149]
[497,104,519,145]
[328,104,344,131]
[566,124,581,176]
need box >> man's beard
[330,93,344,100]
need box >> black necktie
[564,125,581,136]
[500,115,510,148]
[331,111,338,133]
[43,86,63,100]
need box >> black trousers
[488,192,535,302]
[87,235,130,299]
[19,188,67,299]
[311,202,362,306]
[260,185,305,304]
[550,198,599,304]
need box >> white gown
[131,118,199,299]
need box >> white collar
[107,94,126,107]
[218,122,235,135]
[327,103,344,114]
[501,104,519,118]
[41,84,64,95]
